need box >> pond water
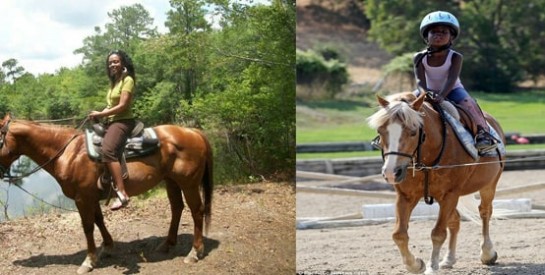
[0,158,75,221]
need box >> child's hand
[428,91,444,103]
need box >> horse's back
[152,125,211,161]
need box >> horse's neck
[421,104,447,155]
[12,122,75,164]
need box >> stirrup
[476,143,498,153]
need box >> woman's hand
[88,111,104,122]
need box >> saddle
[435,100,505,159]
[84,121,160,191]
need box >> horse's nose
[382,165,407,184]
[394,166,407,182]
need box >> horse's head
[367,92,426,184]
[0,113,20,177]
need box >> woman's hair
[106,50,136,84]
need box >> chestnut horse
[0,113,213,274]
[367,92,505,274]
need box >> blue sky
[0,0,171,75]
[0,0,269,76]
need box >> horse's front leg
[75,198,99,274]
[427,195,458,274]
[439,209,460,269]
[479,187,498,265]
[94,203,114,257]
[393,194,424,273]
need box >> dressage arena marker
[297,171,545,230]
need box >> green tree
[75,4,158,79]
[2,59,25,88]
[366,0,545,92]
[184,0,295,181]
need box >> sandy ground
[296,170,545,274]
[0,182,295,275]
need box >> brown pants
[102,119,136,162]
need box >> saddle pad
[443,111,505,159]
[84,127,160,161]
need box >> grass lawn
[297,90,545,159]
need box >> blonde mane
[367,94,424,131]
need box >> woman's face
[427,25,452,47]
[108,54,122,77]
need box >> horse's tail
[198,129,214,236]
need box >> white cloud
[0,0,170,75]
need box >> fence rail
[296,133,545,153]
[297,150,545,178]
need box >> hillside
[296,0,391,86]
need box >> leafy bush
[296,49,348,99]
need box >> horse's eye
[409,130,417,137]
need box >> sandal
[110,192,129,211]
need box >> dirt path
[297,170,545,274]
[0,182,295,275]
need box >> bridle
[373,97,448,205]
[0,119,12,178]
[381,127,426,161]
[0,118,10,150]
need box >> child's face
[427,25,452,46]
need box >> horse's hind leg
[440,210,460,269]
[479,186,498,265]
[157,179,184,253]
[392,195,425,273]
[181,183,205,263]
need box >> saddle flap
[84,127,160,162]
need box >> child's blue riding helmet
[420,11,460,40]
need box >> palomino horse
[0,113,213,274]
[367,92,505,274]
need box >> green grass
[297,90,545,159]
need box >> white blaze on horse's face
[382,121,404,184]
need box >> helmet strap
[425,42,452,55]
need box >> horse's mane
[13,120,81,138]
[367,93,424,130]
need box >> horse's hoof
[184,255,199,263]
[481,251,498,265]
[407,257,425,273]
[439,258,456,269]
[183,246,203,264]
[77,265,93,274]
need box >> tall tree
[185,0,296,179]
[74,4,158,78]
[2,59,25,85]
[166,0,211,103]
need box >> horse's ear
[1,113,10,124]
[411,92,426,110]
[376,94,389,108]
